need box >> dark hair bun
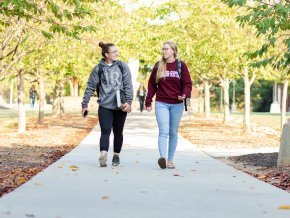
[99,42,104,48]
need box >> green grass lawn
[1,109,288,132]
[0,108,85,129]
[0,109,53,129]
[211,112,290,131]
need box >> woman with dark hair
[81,42,133,167]
[145,41,192,169]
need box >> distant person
[29,85,38,108]
[136,83,146,112]
[81,41,133,167]
[145,41,192,169]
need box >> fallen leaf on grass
[101,196,109,200]
[279,205,290,210]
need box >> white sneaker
[99,154,107,167]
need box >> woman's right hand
[82,108,89,118]
[146,106,152,112]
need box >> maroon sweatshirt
[145,59,192,107]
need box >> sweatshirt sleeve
[81,65,99,108]
[181,61,192,98]
[121,62,133,105]
[145,66,158,107]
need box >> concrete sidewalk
[1,112,290,218]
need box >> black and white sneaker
[112,155,120,166]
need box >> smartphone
[83,110,88,118]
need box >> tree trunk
[220,87,223,113]
[52,82,60,117]
[38,76,45,124]
[198,85,204,113]
[281,79,288,130]
[10,79,13,108]
[60,82,65,116]
[69,78,79,97]
[222,78,230,124]
[243,67,256,133]
[73,77,78,97]
[17,69,26,133]
[204,81,211,120]
[52,81,65,117]
[69,80,74,96]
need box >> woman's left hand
[121,103,131,113]
[178,95,186,101]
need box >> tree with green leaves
[0,0,97,39]
[222,0,290,129]
[0,0,98,132]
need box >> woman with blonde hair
[145,41,192,169]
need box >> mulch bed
[222,153,290,192]
[0,114,98,197]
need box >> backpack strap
[177,59,188,111]
[117,61,124,73]
[96,64,102,97]
[177,59,182,78]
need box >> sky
[119,0,170,12]
[118,0,179,24]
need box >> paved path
[1,112,290,218]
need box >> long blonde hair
[156,41,178,83]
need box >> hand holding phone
[82,108,89,118]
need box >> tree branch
[249,72,257,86]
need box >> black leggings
[139,96,145,112]
[98,107,127,153]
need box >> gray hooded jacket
[81,59,133,110]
